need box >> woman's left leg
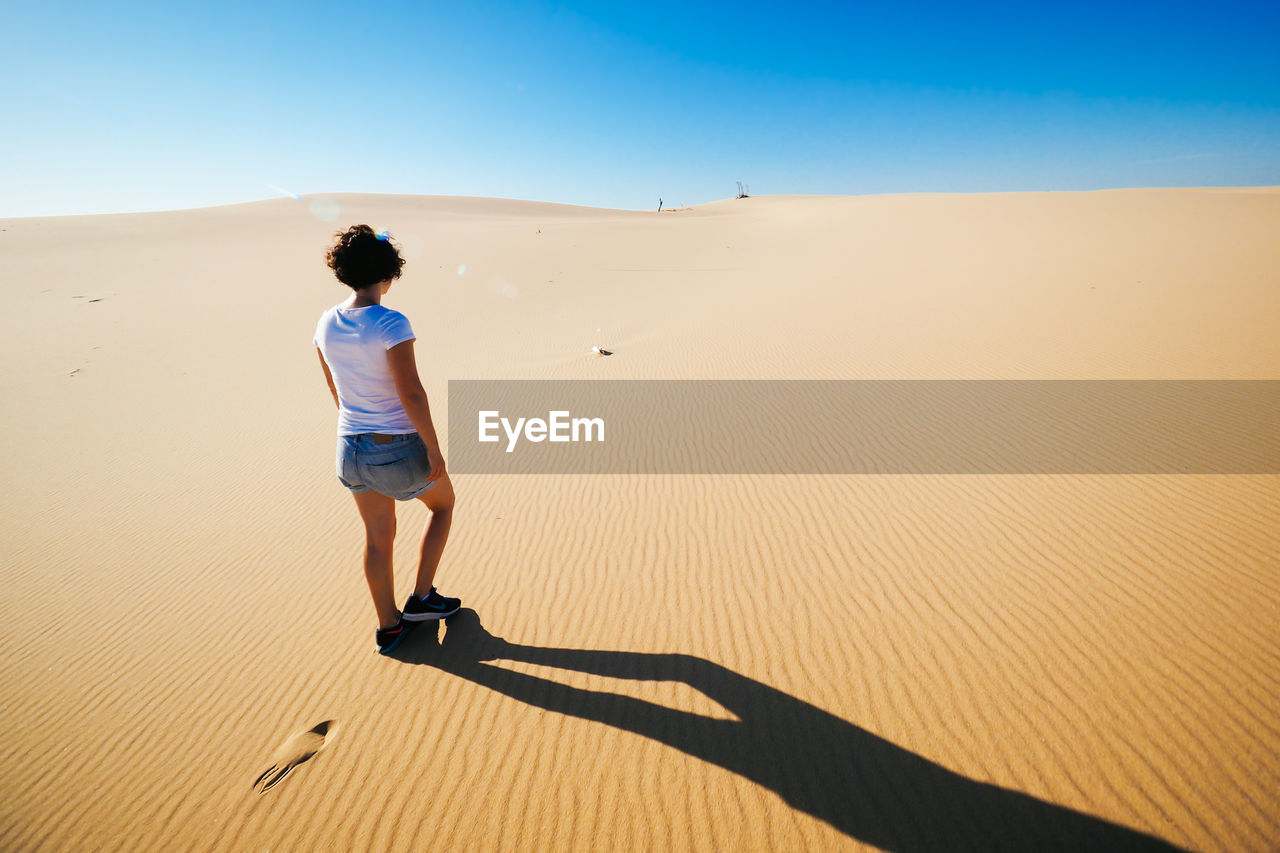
[353,490,399,629]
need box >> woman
[314,224,460,655]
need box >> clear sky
[2,0,1278,216]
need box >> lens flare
[457,264,467,276]
[266,183,302,201]
[487,276,520,300]
[309,197,340,222]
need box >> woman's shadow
[394,610,1184,852]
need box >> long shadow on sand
[395,610,1184,851]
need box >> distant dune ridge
[1,188,1278,850]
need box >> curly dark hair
[325,224,406,289]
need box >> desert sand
[1,188,1278,850]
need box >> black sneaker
[376,618,411,655]
[402,587,461,622]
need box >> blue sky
[2,0,1277,216]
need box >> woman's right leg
[412,473,455,598]
[353,490,399,629]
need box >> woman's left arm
[317,348,339,408]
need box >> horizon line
[2,183,1278,222]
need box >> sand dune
[1,188,1278,850]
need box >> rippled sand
[1,188,1278,850]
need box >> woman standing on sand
[314,224,460,655]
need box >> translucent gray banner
[446,380,1280,474]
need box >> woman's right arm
[387,339,446,482]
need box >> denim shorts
[336,433,437,500]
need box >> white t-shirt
[313,303,417,435]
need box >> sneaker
[376,618,411,655]
[402,587,461,622]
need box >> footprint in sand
[253,720,336,794]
